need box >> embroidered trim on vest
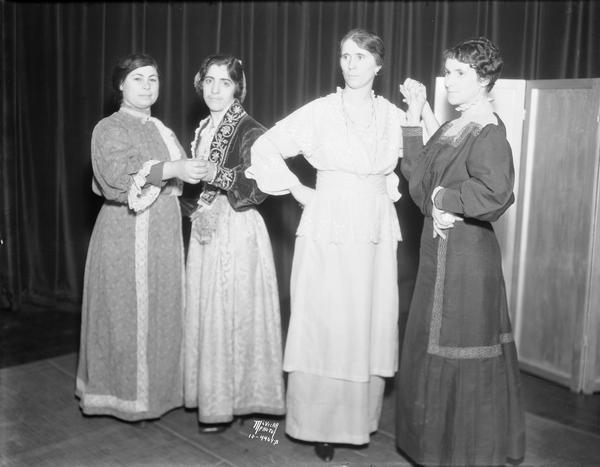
[206,100,245,189]
[427,232,513,359]
[212,165,236,190]
[192,100,246,207]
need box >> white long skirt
[286,372,385,445]
[282,233,398,444]
[184,195,285,423]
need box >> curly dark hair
[111,53,159,103]
[193,54,246,102]
[442,37,503,91]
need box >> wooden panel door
[513,79,600,392]
[433,78,526,316]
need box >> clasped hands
[399,78,427,124]
[171,159,216,184]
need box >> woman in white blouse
[247,29,436,461]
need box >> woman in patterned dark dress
[77,53,205,421]
[396,37,526,466]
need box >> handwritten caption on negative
[248,419,279,446]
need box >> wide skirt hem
[79,401,181,422]
[285,427,375,446]
[192,406,286,424]
[396,445,525,467]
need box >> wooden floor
[1,306,600,466]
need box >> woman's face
[443,57,488,106]
[339,39,381,91]
[120,65,159,111]
[202,64,236,113]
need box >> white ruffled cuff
[245,150,300,196]
[128,160,162,212]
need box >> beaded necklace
[340,90,378,161]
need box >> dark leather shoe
[314,442,334,462]
[198,422,229,434]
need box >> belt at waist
[316,171,387,195]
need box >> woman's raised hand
[399,78,427,125]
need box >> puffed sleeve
[90,119,156,205]
[226,124,270,210]
[246,132,301,196]
[436,125,515,222]
[270,99,318,158]
[245,100,319,195]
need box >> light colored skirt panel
[283,235,399,382]
[184,195,285,423]
[286,372,385,445]
[282,172,399,444]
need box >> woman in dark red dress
[396,37,526,466]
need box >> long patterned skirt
[76,195,185,421]
[184,195,285,423]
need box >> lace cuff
[128,160,162,212]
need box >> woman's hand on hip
[289,184,315,208]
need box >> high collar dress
[397,118,526,466]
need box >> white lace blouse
[248,88,407,244]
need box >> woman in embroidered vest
[246,29,437,462]
[182,54,285,433]
[76,53,206,421]
[396,37,526,466]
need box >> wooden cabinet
[434,78,600,394]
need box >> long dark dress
[397,118,526,466]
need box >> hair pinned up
[340,28,384,66]
[112,53,159,103]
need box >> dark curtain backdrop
[2,1,600,318]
